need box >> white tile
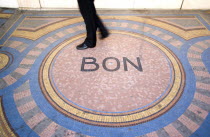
[95,0,134,9]
[40,0,77,8]
[133,0,183,9]
[0,0,19,8]
[182,0,210,9]
[18,0,40,8]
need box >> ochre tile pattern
[0,97,17,137]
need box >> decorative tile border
[13,81,92,137]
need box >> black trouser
[77,0,106,46]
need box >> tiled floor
[0,9,15,27]
[0,9,210,137]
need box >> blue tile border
[202,47,210,73]
[2,89,38,136]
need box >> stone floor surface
[0,8,210,137]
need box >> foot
[76,43,95,50]
[100,30,109,39]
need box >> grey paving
[0,79,8,89]
[188,58,203,62]
[196,88,210,97]
[15,95,33,107]
[192,66,208,72]
[33,117,52,134]
[14,81,30,93]
[172,120,192,137]
[156,128,170,137]
[188,49,202,55]
[10,71,23,80]
[192,99,210,112]
[184,109,204,125]
[22,106,41,122]
[196,76,210,84]
[19,64,33,69]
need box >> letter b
[81,57,99,72]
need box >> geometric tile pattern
[202,11,210,25]
[105,21,184,48]
[0,8,14,27]
[154,17,205,30]
[11,16,210,41]
[13,81,92,137]
[0,10,210,137]
[17,17,74,31]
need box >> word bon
[81,57,143,72]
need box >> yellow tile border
[0,97,16,137]
[0,14,12,18]
[0,53,9,70]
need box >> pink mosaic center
[51,34,171,112]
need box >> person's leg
[90,0,109,39]
[95,15,109,39]
[77,0,97,49]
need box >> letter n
[123,57,143,72]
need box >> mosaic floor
[0,9,210,137]
[0,9,15,27]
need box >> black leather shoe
[76,43,95,50]
[76,43,89,50]
[100,30,109,39]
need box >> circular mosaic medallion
[0,52,10,71]
[39,30,185,127]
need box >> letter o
[102,57,120,72]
